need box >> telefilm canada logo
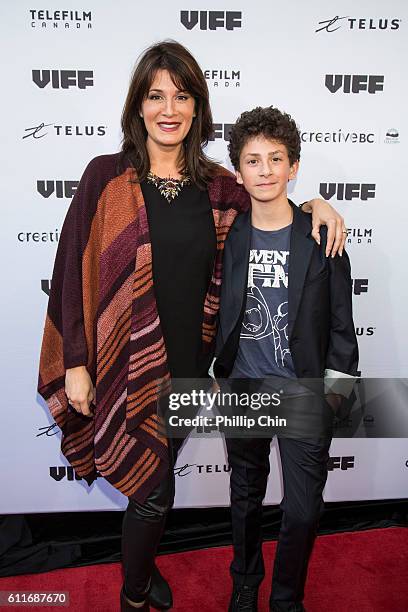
[325,74,384,94]
[29,9,92,29]
[319,183,376,201]
[204,69,241,88]
[22,122,107,139]
[346,227,373,245]
[32,70,94,89]
[180,10,242,30]
[316,16,401,33]
[37,180,79,198]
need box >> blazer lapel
[288,203,315,340]
[223,211,251,341]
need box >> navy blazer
[214,202,359,382]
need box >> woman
[38,41,347,611]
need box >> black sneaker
[229,585,259,611]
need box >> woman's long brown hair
[121,40,218,188]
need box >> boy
[214,107,358,611]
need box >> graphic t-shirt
[231,223,296,380]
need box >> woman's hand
[65,366,95,417]
[302,199,347,257]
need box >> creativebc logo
[17,230,59,244]
[301,129,376,144]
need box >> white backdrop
[1,0,407,513]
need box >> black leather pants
[121,437,182,602]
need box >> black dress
[141,180,217,380]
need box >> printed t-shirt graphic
[232,224,296,379]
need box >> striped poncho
[38,152,249,502]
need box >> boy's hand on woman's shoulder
[302,198,347,258]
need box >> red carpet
[1,527,407,611]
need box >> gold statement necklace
[146,171,191,203]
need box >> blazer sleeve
[325,249,359,379]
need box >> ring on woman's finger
[342,229,348,234]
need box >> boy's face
[236,135,299,203]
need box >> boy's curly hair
[228,106,301,169]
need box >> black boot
[120,587,150,611]
[147,563,173,610]
[229,585,259,611]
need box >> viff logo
[328,456,355,470]
[325,74,384,94]
[37,180,79,198]
[50,466,101,481]
[41,280,51,296]
[319,183,376,201]
[32,70,93,89]
[50,466,82,481]
[181,11,242,30]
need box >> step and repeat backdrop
[1,1,407,512]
